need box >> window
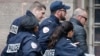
[95,0,100,4]
[95,9,100,22]
[95,46,100,56]
[95,28,100,41]
[94,0,100,56]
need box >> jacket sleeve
[22,36,41,56]
[38,20,57,53]
[38,21,55,43]
[56,40,80,56]
[74,27,88,53]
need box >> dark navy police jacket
[38,14,60,53]
[43,36,81,56]
[55,36,80,56]
[7,11,37,43]
[1,32,42,56]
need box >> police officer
[1,14,42,56]
[43,21,81,56]
[7,1,46,41]
[38,1,70,53]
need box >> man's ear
[67,31,71,37]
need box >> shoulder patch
[43,27,49,33]
[7,43,20,53]
[10,25,18,34]
[31,42,37,49]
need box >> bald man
[70,8,88,56]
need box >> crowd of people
[1,1,89,56]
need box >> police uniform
[1,10,40,56]
[38,1,70,53]
[1,32,42,56]
[55,36,80,56]
[38,14,60,53]
[7,10,38,43]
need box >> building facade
[0,0,100,56]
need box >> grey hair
[72,8,86,18]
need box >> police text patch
[10,25,18,34]
[7,43,20,53]
[43,49,55,56]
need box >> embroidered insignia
[31,42,37,49]
[43,27,49,33]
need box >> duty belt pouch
[43,49,55,56]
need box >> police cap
[50,1,70,12]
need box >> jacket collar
[26,10,39,22]
[70,18,83,27]
[26,10,37,19]
[50,14,60,24]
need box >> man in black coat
[70,8,88,56]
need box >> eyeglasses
[79,15,87,21]
[59,9,66,12]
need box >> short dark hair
[19,16,39,33]
[48,21,73,49]
[29,1,46,11]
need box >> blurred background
[0,0,100,56]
